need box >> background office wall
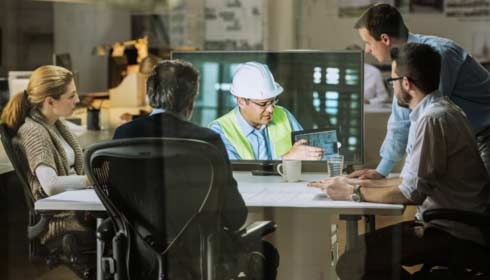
[0,0,53,77]
[52,0,297,93]
[53,1,206,94]
[4,0,486,93]
[53,4,130,93]
[297,0,489,53]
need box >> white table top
[0,163,14,175]
[35,171,405,216]
[35,189,105,211]
[0,141,12,173]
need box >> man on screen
[209,61,324,160]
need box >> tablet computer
[291,128,339,160]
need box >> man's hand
[348,169,385,179]
[308,177,354,201]
[282,139,324,160]
[312,176,362,186]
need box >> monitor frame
[171,50,365,172]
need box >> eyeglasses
[385,77,404,87]
[246,97,279,108]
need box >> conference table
[1,114,405,279]
[35,171,404,279]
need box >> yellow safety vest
[216,106,292,159]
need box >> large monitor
[171,51,364,170]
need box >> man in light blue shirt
[350,3,490,179]
[209,62,324,160]
[209,107,304,160]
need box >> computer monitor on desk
[8,71,32,98]
[53,53,80,88]
[52,53,73,71]
[172,51,364,171]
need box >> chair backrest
[85,137,227,280]
[0,123,35,210]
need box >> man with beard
[308,43,490,279]
[349,3,490,180]
[209,61,323,160]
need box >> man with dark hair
[113,59,279,279]
[114,59,246,233]
[309,43,490,279]
[350,3,490,180]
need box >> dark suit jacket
[113,111,247,230]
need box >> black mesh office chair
[85,137,277,280]
[0,123,95,279]
[412,208,490,280]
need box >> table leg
[96,217,102,280]
[339,215,361,251]
[364,215,376,233]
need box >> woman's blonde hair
[0,65,73,132]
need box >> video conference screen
[171,51,364,165]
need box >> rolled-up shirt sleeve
[399,116,446,204]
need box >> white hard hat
[230,62,283,99]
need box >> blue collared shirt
[150,108,166,116]
[209,107,303,160]
[376,33,490,176]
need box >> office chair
[412,208,490,280]
[0,123,95,279]
[85,137,277,280]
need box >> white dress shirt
[399,91,489,246]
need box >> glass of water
[327,154,344,177]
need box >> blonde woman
[1,65,90,199]
[0,65,94,269]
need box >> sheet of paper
[46,189,99,203]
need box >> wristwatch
[351,184,363,202]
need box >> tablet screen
[292,129,339,160]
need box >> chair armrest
[423,208,490,227]
[28,214,49,240]
[240,221,277,241]
[97,217,115,242]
